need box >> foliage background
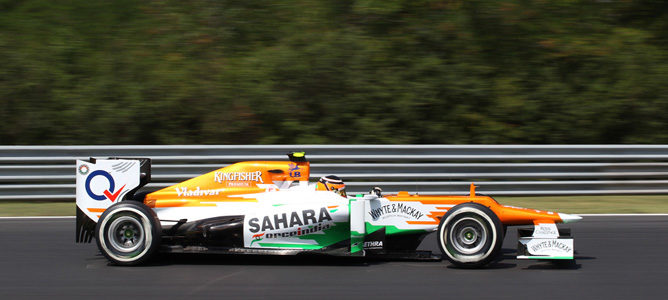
[1,0,667,145]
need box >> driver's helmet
[316,175,346,197]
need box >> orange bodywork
[386,188,565,226]
[144,159,567,226]
[144,160,310,208]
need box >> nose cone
[559,213,583,223]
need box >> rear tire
[95,201,161,266]
[437,203,503,268]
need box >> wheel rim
[449,216,488,255]
[107,215,145,253]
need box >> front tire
[95,201,161,266]
[437,203,503,268]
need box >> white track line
[0,216,75,219]
[2,214,668,220]
[578,213,668,216]
[0,213,668,220]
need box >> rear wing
[75,157,151,243]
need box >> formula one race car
[75,153,581,267]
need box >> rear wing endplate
[75,157,150,243]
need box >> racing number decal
[85,170,126,202]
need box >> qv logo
[85,170,126,202]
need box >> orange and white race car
[75,152,580,267]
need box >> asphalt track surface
[1,216,667,299]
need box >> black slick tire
[95,201,161,266]
[437,202,503,268]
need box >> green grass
[495,195,668,214]
[0,202,75,217]
[1,195,668,216]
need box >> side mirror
[371,187,383,197]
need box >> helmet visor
[329,184,346,198]
[334,186,346,198]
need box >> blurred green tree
[0,0,667,144]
